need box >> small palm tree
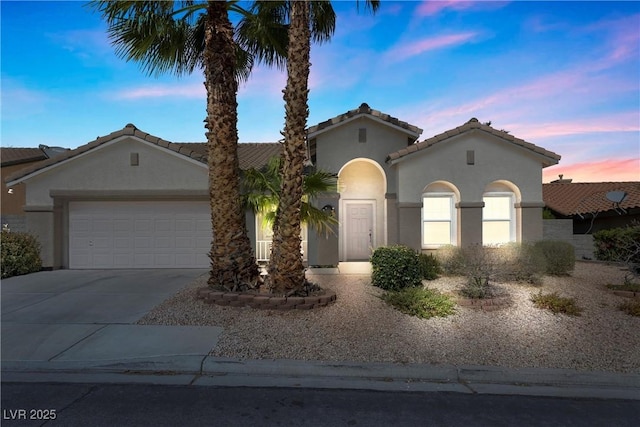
[243,156,338,237]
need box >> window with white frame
[422,194,456,247]
[482,193,515,245]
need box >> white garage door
[69,201,211,268]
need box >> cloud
[543,158,640,183]
[416,1,477,17]
[0,77,50,119]
[385,32,478,63]
[416,0,508,17]
[112,83,204,100]
[46,29,114,65]
[509,112,640,141]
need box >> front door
[345,202,374,261]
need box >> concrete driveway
[1,269,223,367]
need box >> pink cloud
[417,1,476,17]
[416,0,508,17]
[114,83,204,100]
[387,32,478,62]
[511,112,640,140]
[543,158,640,183]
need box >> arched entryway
[338,159,386,261]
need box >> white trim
[482,192,516,245]
[7,135,206,186]
[421,192,457,249]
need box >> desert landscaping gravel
[138,261,640,373]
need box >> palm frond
[236,1,289,70]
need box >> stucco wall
[23,137,208,207]
[313,117,412,193]
[392,131,544,204]
[391,130,548,244]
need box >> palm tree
[269,1,379,295]
[242,156,338,237]
[89,1,288,291]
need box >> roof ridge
[308,103,423,137]
[387,118,561,166]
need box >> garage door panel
[69,201,210,269]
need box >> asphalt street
[2,382,639,427]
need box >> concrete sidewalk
[3,354,639,400]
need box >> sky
[1,1,638,183]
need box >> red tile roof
[308,103,423,138]
[0,148,47,166]
[543,181,640,216]
[387,118,561,167]
[6,124,282,184]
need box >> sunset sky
[2,1,638,183]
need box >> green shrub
[534,240,575,276]
[436,245,466,276]
[1,230,42,279]
[381,287,456,319]
[619,300,640,317]
[531,291,582,316]
[593,224,640,264]
[495,242,546,285]
[371,245,422,290]
[418,253,441,280]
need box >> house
[1,145,68,232]
[5,103,560,269]
[543,179,640,234]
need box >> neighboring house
[543,179,640,234]
[1,145,68,232]
[5,103,560,269]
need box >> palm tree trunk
[204,0,258,290]
[268,0,311,295]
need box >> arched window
[482,184,516,245]
[422,183,459,248]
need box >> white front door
[345,202,374,261]
[69,201,211,268]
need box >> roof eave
[307,114,422,140]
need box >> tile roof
[1,148,47,167]
[543,181,640,216]
[387,118,561,166]
[6,124,282,184]
[176,142,282,170]
[307,103,423,138]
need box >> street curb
[2,358,639,400]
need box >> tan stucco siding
[395,132,545,204]
[23,137,208,206]
[314,117,411,194]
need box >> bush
[381,287,456,319]
[531,291,582,316]
[436,245,466,276]
[371,245,422,290]
[619,300,640,317]
[1,230,42,279]
[593,224,640,264]
[458,245,497,298]
[494,242,546,285]
[534,240,575,276]
[418,253,441,280]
